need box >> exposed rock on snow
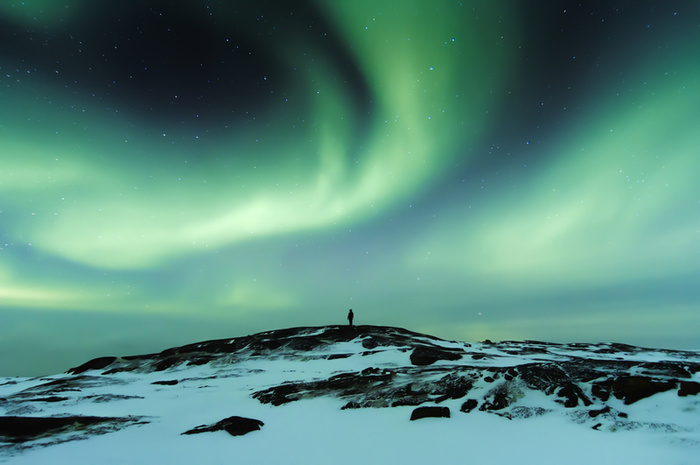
[459,399,478,413]
[182,416,264,437]
[1,325,699,462]
[67,357,118,375]
[0,415,146,444]
[410,406,451,421]
[598,375,676,405]
[679,381,700,397]
[409,346,464,366]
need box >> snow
[1,329,699,464]
[4,396,695,465]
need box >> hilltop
[1,326,699,464]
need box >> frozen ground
[1,326,698,464]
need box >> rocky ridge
[1,325,699,454]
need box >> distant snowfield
[1,326,698,464]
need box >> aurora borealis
[2,1,699,376]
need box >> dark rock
[610,376,676,405]
[609,343,641,352]
[509,406,548,419]
[460,399,478,413]
[479,383,516,411]
[155,357,179,372]
[11,375,97,397]
[361,367,381,375]
[392,395,431,407]
[678,381,700,397]
[187,356,214,366]
[483,376,495,383]
[592,380,612,401]
[518,363,570,394]
[341,401,363,410]
[557,383,592,408]
[67,357,117,375]
[432,373,473,402]
[102,368,128,375]
[389,382,431,407]
[588,406,611,418]
[82,394,145,403]
[252,383,302,406]
[59,326,700,384]
[284,336,324,351]
[0,415,144,443]
[590,343,640,355]
[557,385,579,408]
[410,406,450,421]
[502,345,549,356]
[637,361,692,379]
[409,346,463,366]
[182,416,264,436]
[26,396,69,403]
[152,380,179,386]
[253,367,403,408]
[480,392,509,411]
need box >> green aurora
[1,1,699,376]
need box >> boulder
[410,406,450,421]
[678,381,700,397]
[182,416,264,436]
[409,347,463,366]
[610,376,676,405]
[67,357,117,375]
[152,380,179,386]
[460,399,478,413]
[588,406,611,418]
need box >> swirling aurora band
[1,1,698,375]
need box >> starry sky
[2,1,699,376]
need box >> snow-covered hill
[1,326,699,464]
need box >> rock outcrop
[2,325,698,456]
[410,406,450,421]
[182,416,264,437]
[0,415,145,444]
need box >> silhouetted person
[347,309,354,327]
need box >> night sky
[2,1,699,376]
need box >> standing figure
[347,309,354,327]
